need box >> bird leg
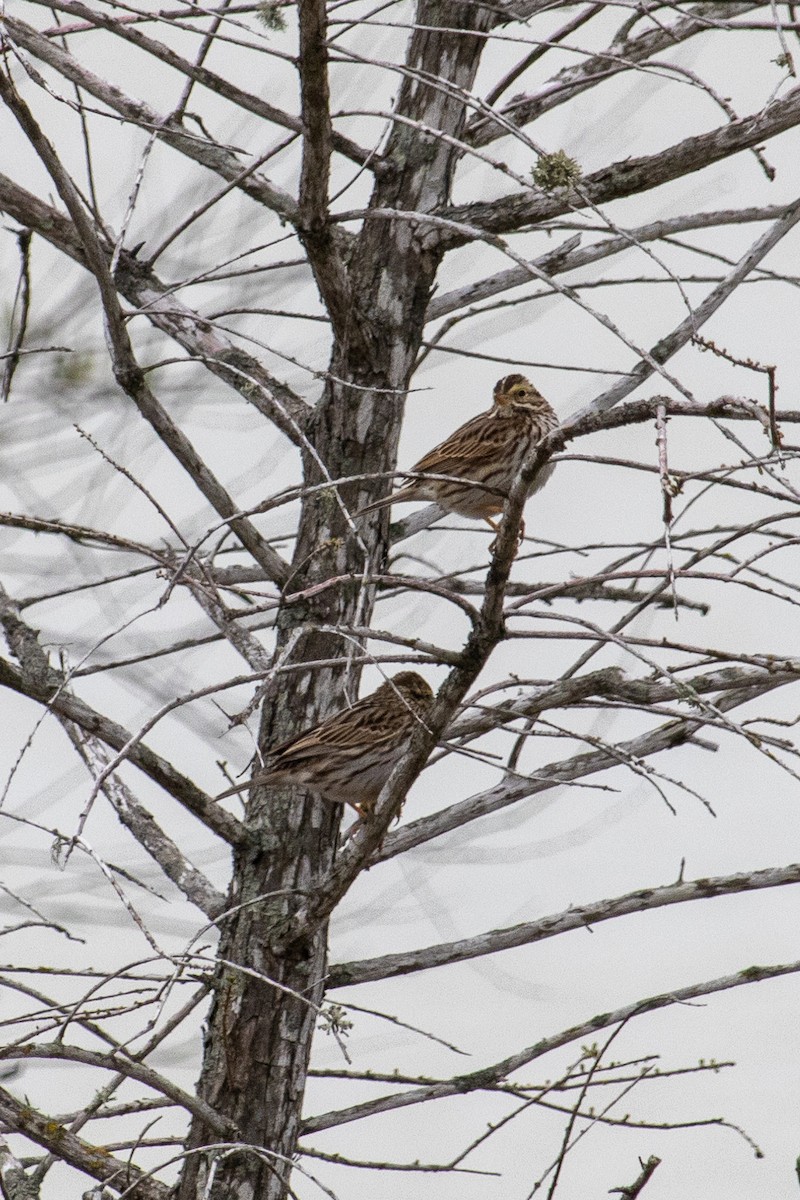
[486,515,525,556]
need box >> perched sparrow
[215,671,434,817]
[359,374,559,534]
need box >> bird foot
[488,519,524,557]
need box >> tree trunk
[177,4,490,1195]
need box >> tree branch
[0,1131,39,1200]
[610,1155,662,1199]
[443,84,800,240]
[446,659,789,745]
[469,2,761,147]
[0,1045,234,1139]
[306,955,800,1132]
[32,0,378,171]
[0,172,311,444]
[0,67,292,588]
[426,205,793,321]
[0,1084,169,1199]
[64,722,226,918]
[296,0,352,337]
[330,862,800,985]
[4,16,300,224]
[574,199,800,415]
[379,671,798,860]
[0,582,244,845]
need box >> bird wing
[410,409,511,478]
[270,695,397,766]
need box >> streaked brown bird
[215,671,434,817]
[359,374,559,536]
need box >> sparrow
[215,671,434,817]
[358,374,558,536]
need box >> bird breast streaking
[215,672,434,817]
[358,374,559,531]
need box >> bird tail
[356,492,397,517]
[214,769,275,801]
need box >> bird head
[493,374,547,409]
[385,671,434,711]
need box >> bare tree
[1,3,800,1198]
